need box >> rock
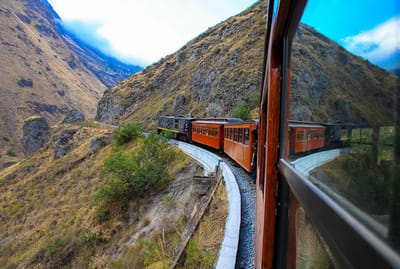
[52,129,78,158]
[95,93,126,124]
[89,136,111,152]
[172,94,187,112]
[62,108,86,124]
[21,116,49,155]
[17,78,33,87]
[206,103,224,117]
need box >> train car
[157,115,193,141]
[224,120,258,172]
[288,122,326,156]
[191,120,226,150]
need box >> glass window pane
[245,128,250,145]
[287,0,399,249]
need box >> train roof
[192,120,228,125]
[195,117,243,123]
[158,115,194,120]
[224,119,259,126]
[289,123,326,128]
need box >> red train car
[224,121,258,172]
[288,123,326,156]
[191,120,225,150]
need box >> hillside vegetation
[0,122,224,268]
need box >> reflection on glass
[287,0,399,248]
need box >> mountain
[96,1,266,125]
[0,0,140,164]
[42,0,142,88]
[290,24,397,126]
[96,0,396,129]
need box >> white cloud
[48,0,257,65]
[342,17,400,62]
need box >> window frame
[256,0,400,268]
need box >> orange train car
[191,120,225,150]
[224,121,258,172]
[288,123,326,156]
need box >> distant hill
[96,0,396,129]
[0,0,140,164]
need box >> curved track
[226,161,256,269]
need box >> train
[157,115,346,173]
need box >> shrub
[249,90,261,108]
[232,102,251,120]
[160,130,175,140]
[113,124,143,145]
[94,133,176,220]
[93,178,130,220]
[183,240,215,268]
[77,229,100,248]
[46,237,66,256]
[6,149,16,157]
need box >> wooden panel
[191,122,224,150]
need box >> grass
[178,182,227,269]
[0,123,199,268]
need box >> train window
[213,128,218,137]
[244,128,250,145]
[285,0,400,263]
[296,132,306,141]
[238,128,243,143]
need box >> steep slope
[96,0,396,128]
[0,0,105,158]
[0,121,223,268]
[96,1,266,125]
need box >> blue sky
[301,0,400,70]
[48,0,258,66]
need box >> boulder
[21,116,49,155]
[52,129,78,158]
[62,109,86,124]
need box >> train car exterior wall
[289,124,326,155]
[191,121,225,150]
[224,122,257,172]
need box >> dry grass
[0,123,197,268]
[178,182,228,269]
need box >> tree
[232,103,251,120]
